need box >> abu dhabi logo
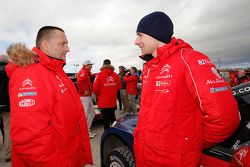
[160,64,171,75]
[22,79,33,87]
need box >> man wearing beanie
[133,11,240,167]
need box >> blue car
[101,82,250,167]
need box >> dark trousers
[100,107,116,130]
[0,115,4,142]
[117,91,122,110]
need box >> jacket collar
[32,47,65,72]
[144,37,192,67]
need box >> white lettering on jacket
[19,99,35,107]
[104,76,116,87]
[206,79,225,85]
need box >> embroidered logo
[206,79,224,85]
[210,86,228,93]
[56,75,67,93]
[160,64,171,75]
[18,92,37,97]
[198,59,212,65]
[19,79,36,91]
[104,76,116,87]
[22,79,33,87]
[19,99,35,107]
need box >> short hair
[103,59,111,65]
[131,66,137,72]
[36,26,64,47]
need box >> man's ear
[40,40,49,54]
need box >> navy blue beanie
[136,11,174,44]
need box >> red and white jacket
[6,46,93,166]
[77,66,93,96]
[93,65,121,108]
[134,38,240,162]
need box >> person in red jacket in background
[6,26,92,167]
[123,67,139,114]
[93,59,121,130]
[133,11,240,167]
[77,60,96,139]
[229,68,250,87]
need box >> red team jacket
[77,66,93,96]
[93,65,121,108]
[123,75,139,95]
[134,38,240,166]
[6,45,93,167]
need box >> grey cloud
[0,0,249,73]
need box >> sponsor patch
[155,89,169,93]
[155,80,171,87]
[19,99,35,107]
[19,78,36,91]
[198,59,212,65]
[206,79,224,85]
[22,79,33,87]
[210,86,228,93]
[104,76,116,87]
[18,92,37,97]
[56,75,67,94]
[160,64,171,75]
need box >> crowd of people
[77,58,141,134]
[0,11,249,167]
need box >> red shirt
[93,65,121,108]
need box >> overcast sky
[0,0,249,73]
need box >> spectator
[0,54,11,162]
[123,67,139,114]
[229,68,250,87]
[93,59,121,130]
[133,11,240,166]
[77,60,96,139]
[6,26,92,166]
[118,65,129,113]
